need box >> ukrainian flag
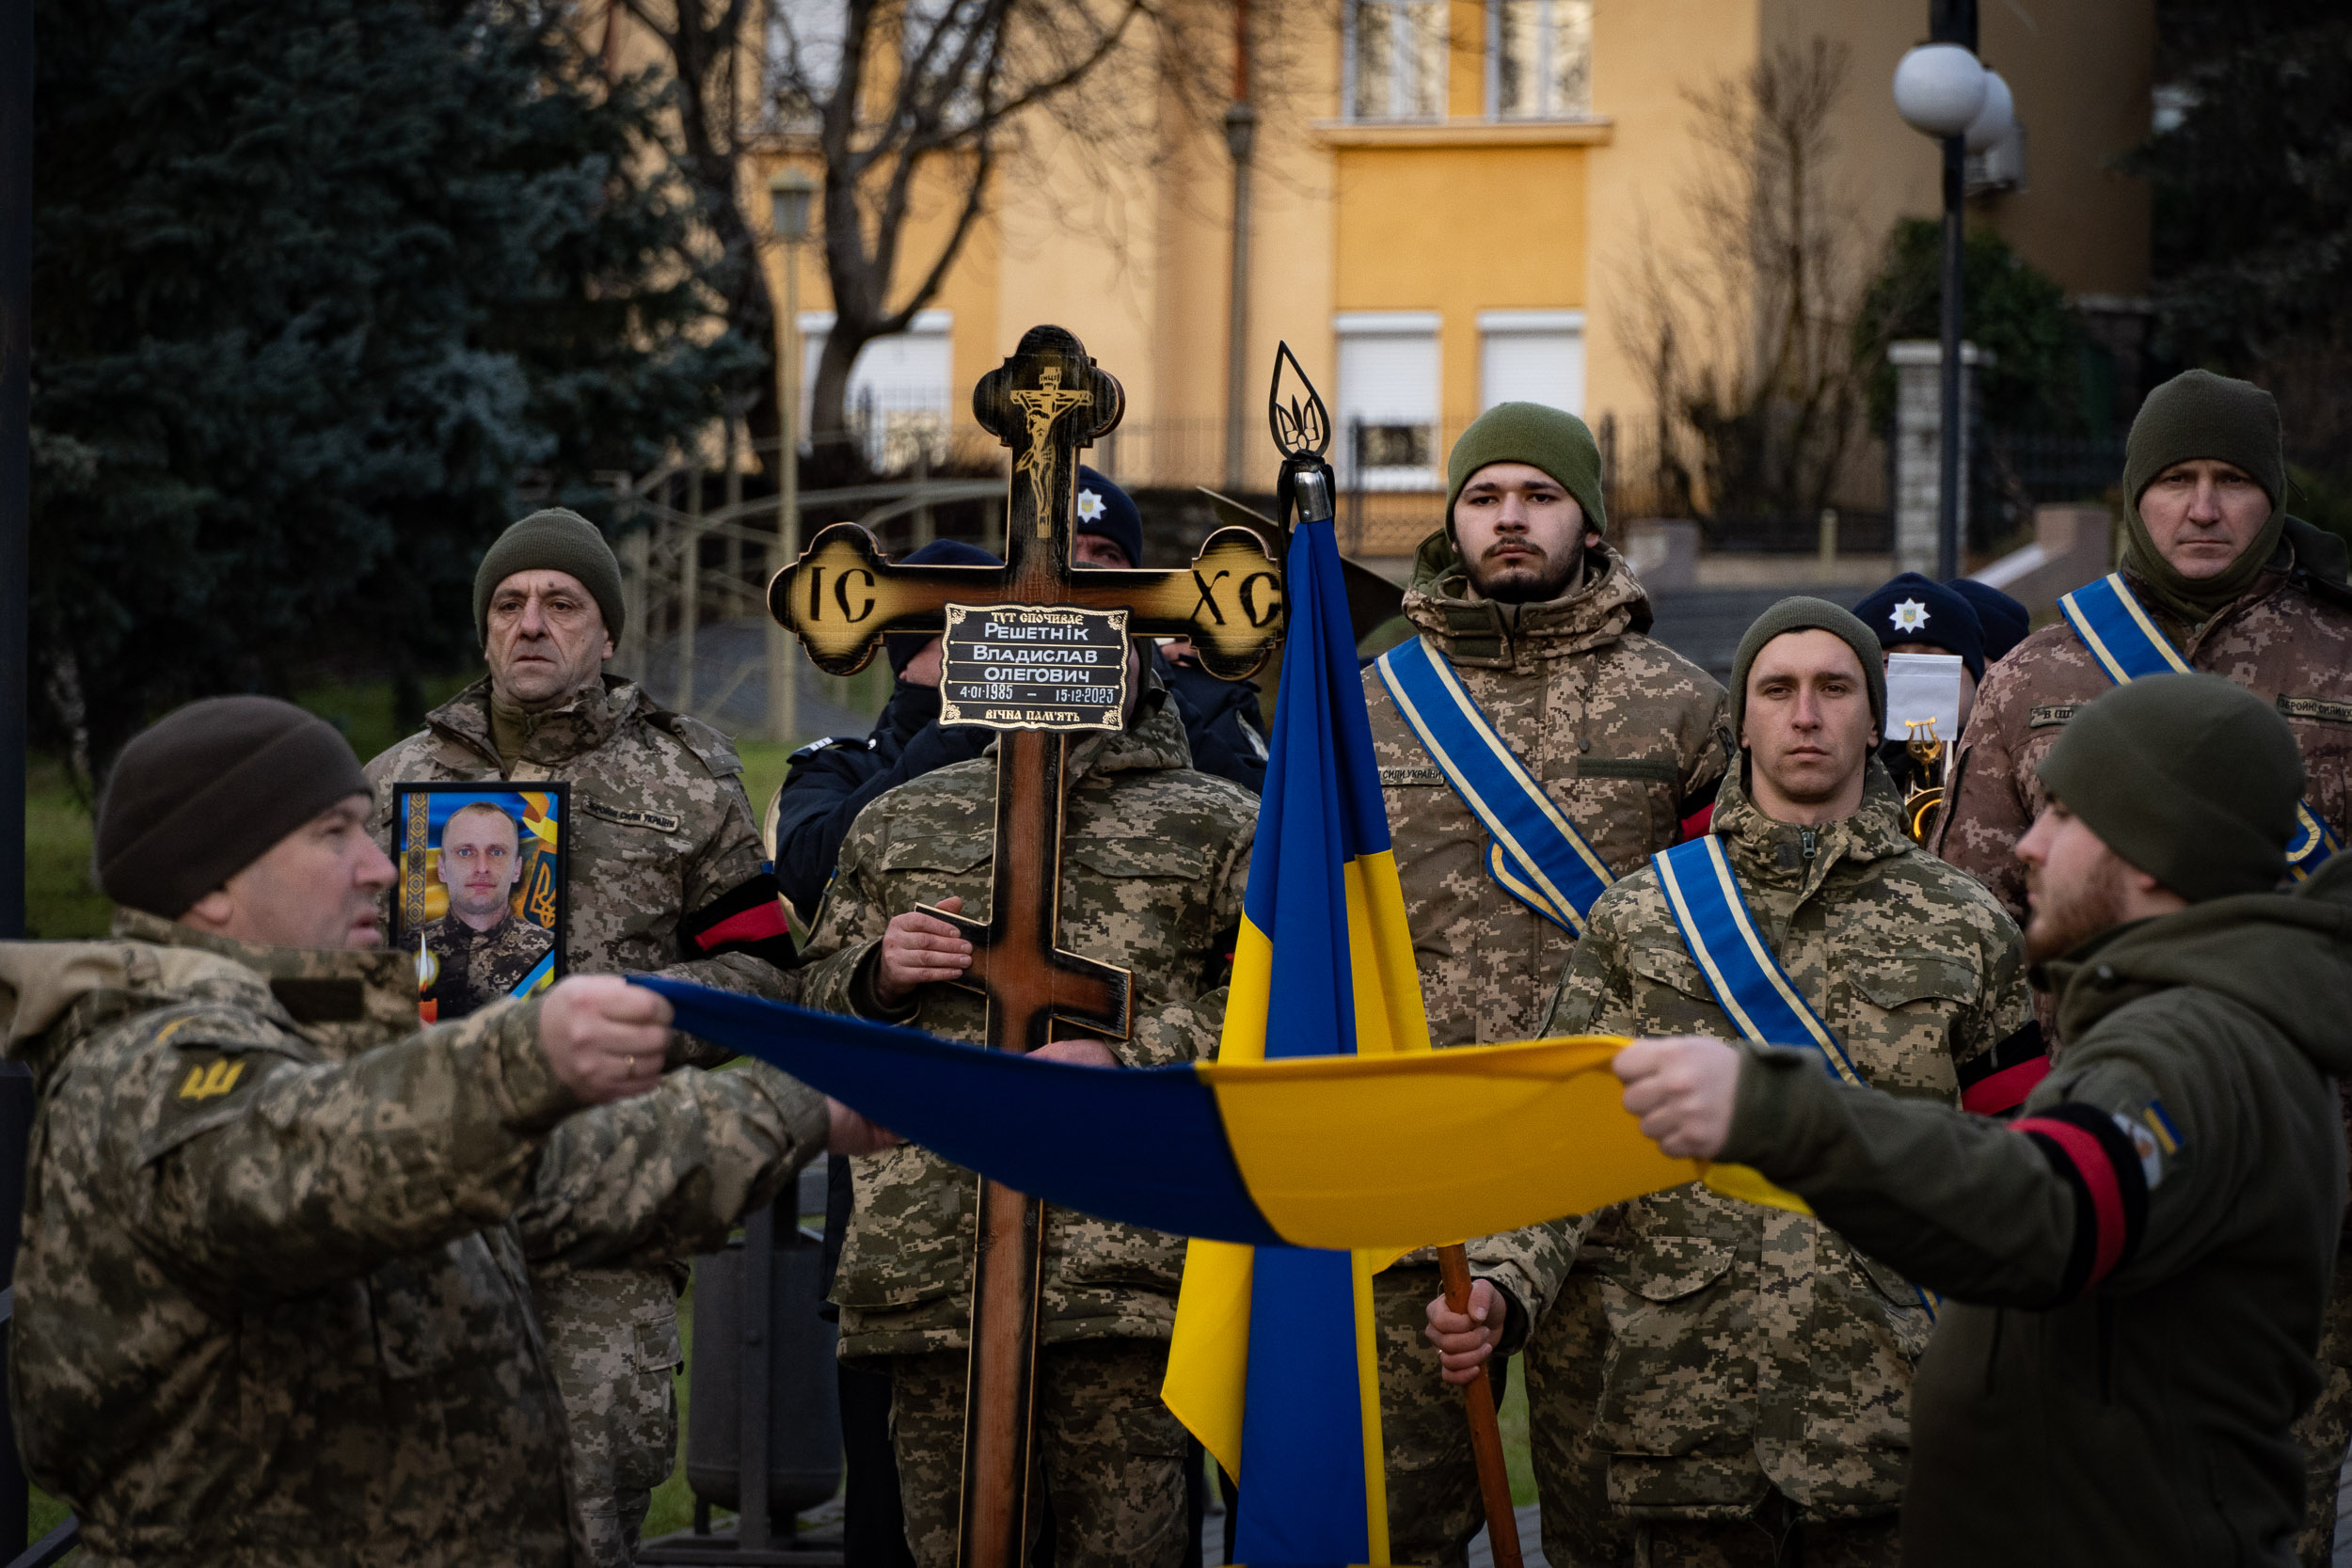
[1154,483,1424,1561]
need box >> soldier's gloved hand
[1424,1277,1508,1387]
[827,1098,899,1156]
[1029,1038,1117,1068]
[1615,1035,1740,1160]
[874,894,974,1007]
[538,975,675,1105]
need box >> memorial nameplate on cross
[768,324,1286,1568]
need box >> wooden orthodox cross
[769,324,1287,1568]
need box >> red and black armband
[2013,1101,2150,1303]
[1958,1022,2050,1117]
[681,872,799,970]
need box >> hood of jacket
[2044,850,2352,1073]
[0,909,421,1085]
[1066,662,1194,785]
[1708,753,1914,897]
[1402,526,1654,673]
[429,673,644,769]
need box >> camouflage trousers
[2293,1240,2352,1568]
[1631,1494,1899,1568]
[1375,1262,1496,1568]
[887,1339,1189,1568]
[533,1265,687,1568]
[1526,1270,1634,1568]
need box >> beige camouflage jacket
[1365,529,1728,1294]
[797,684,1256,1359]
[366,674,798,1000]
[1939,544,2352,924]
[1538,767,2032,1519]
[4,910,829,1568]
[5,911,579,1568]
[1366,529,1729,1045]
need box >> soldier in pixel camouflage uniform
[795,651,1256,1568]
[10,695,879,1568]
[1437,601,2033,1566]
[1935,372,2352,1565]
[1359,402,1727,1568]
[366,510,802,1564]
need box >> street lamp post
[1221,0,1256,496]
[1892,35,2010,580]
[768,168,816,748]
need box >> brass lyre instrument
[1902,718,1947,843]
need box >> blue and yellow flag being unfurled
[1161,499,1431,1565]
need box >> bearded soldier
[1619,675,2352,1568]
[795,645,1255,1568]
[366,508,800,1564]
[1433,600,2034,1565]
[1936,370,2352,1562]
[1357,402,1727,1566]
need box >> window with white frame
[1492,0,1592,120]
[798,309,954,467]
[1336,312,1442,491]
[1479,310,1585,415]
[1347,0,1448,121]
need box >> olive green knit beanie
[2120,371,2287,620]
[1444,403,1608,538]
[1728,596,1887,744]
[2037,673,2301,902]
[473,509,627,646]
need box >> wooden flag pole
[1438,1243,1524,1568]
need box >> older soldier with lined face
[366,508,803,1565]
[1432,598,2032,1567]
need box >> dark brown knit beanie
[95,697,373,918]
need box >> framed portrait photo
[389,782,568,1023]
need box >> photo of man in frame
[394,786,565,1021]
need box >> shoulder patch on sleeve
[2028,704,2080,729]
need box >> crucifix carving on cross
[768,324,1287,1568]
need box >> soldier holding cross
[774,325,1283,1567]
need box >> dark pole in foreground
[0,0,34,1553]
[1936,133,1964,581]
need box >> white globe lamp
[1963,70,2015,153]
[1892,43,1988,139]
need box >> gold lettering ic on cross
[766,325,1287,1568]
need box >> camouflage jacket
[1366,529,1728,1294]
[420,910,555,1020]
[366,674,798,1002]
[4,910,831,1568]
[1364,529,1730,1048]
[1939,540,2352,926]
[1535,766,2033,1518]
[797,683,1256,1358]
[4,911,581,1568]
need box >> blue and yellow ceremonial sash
[1375,634,1616,932]
[1651,835,1938,1317]
[2059,572,2340,879]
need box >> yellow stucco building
[723,0,2153,551]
